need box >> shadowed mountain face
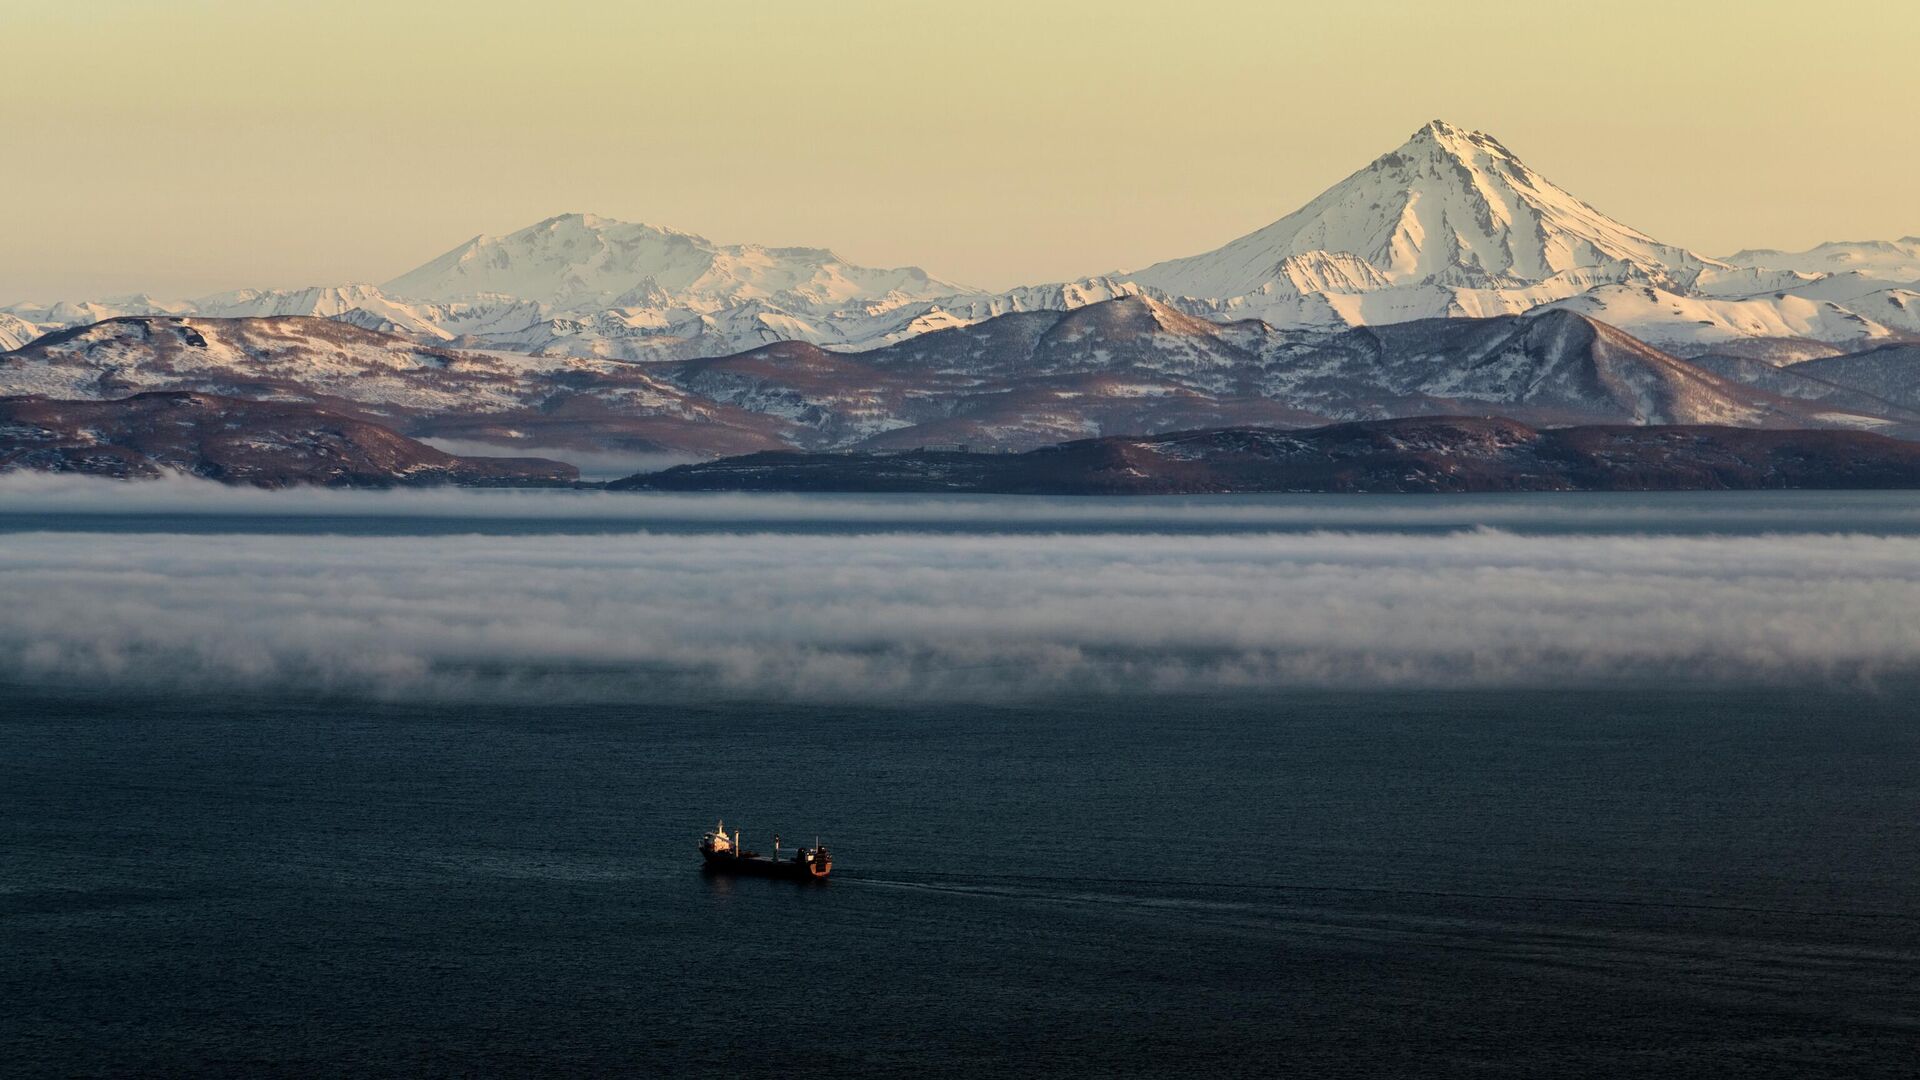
[0,392,576,488]
[2,301,1913,465]
[651,299,1906,451]
[615,417,1920,496]
[1789,345,1920,411]
[1250,310,1812,426]
[655,299,1329,450]
[1689,343,1920,420]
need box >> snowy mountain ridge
[381,212,976,313]
[6,123,1915,360]
[1724,237,1920,281]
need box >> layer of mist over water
[5,478,1920,701]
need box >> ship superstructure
[700,820,831,881]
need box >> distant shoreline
[9,391,1920,495]
[609,417,1920,497]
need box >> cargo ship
[700,821,832,881]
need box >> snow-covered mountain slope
[4,315,525,412]
[1254,308,1861,429]
[1099,124,1913,355]
[5,125,1914,365]
[191,284,459,340]
[1769,270,1917,306]
[0,316,794,456]
[651,298,1891,451]
[1542,284,1880,353]
[655,298,1323,451]
[0,313,40,351]
[1129,120,1718,300]
[1725,238,1920,281]
[1,217,1005,365]
[382,212,976,312]
[1692,266,1822,298]
[1,294,189,327]
[401,275,1176,363]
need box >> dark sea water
[6,688,1919,1078]
[3,489,1920,1077]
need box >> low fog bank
[5,528,1920,702]
[6,473,1920,535]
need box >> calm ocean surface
[3,489,1918,1077]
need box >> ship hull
[701,850,830,881]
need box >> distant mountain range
[1,315,795,457]
[8,299,1920,467]
[8,121,1916,364]
[3,120,1918,484]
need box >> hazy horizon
[4,0,1916,301]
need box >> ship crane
[699,819,831,881]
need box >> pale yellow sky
[3,0,1915,300]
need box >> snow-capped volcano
[1130,120,1718,300]
[7,123,1914,363]
[382,212,975,312]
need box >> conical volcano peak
[1128,121,1717,300]
[1401,120,1516,162]
[1410,118,1472,142]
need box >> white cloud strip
[3,526,1919,701]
